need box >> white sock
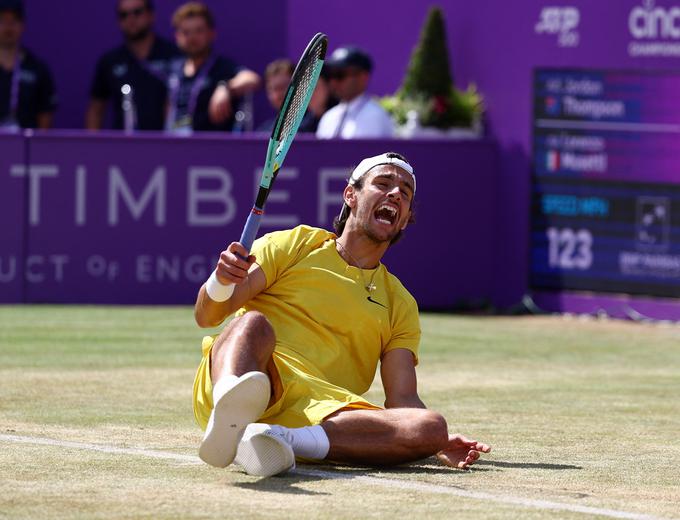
[272,424,330,460]
[211,374,240,403]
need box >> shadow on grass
[230,460,474,494]
[293,456,582,478]
[230,457,583,494]
[474,460,582,470]
[372,460,495,475]
[232,471,331,495]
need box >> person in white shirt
[316,46,393,139]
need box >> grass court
[1,306,678,519]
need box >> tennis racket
[238,33,328,251]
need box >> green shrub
[381,6,483,130]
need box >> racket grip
[239,208,263,253]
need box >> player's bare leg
[199,311,276,468]
[321,408,490,468]
[237,406,489,476]
[210,310,276,381]
[216,315,490,475]
[321,407,451,465]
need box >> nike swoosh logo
[367,296,387,309]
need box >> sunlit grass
[1,307,678,519]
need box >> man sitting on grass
[192,152,491,476]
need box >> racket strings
[276,42,325,146]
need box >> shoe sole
[235,431,296,477]
[198,372,270,468]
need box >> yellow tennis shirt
[193,225,420,429]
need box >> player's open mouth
[374,204,398,225]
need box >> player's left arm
[381,347,492,468]
[380,348,426,409]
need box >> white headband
[349,153,416,194]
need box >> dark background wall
[17,0,680,308]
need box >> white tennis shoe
[198,371,271,468]
[234,423,296,477]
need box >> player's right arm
[194,242,267,328]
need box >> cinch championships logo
[628,0,680,56]
[535,6,580,47]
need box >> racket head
[260,33,328,189]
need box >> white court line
[0,433,202,465]
[0,433,672,520]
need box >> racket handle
[239,207,264,253]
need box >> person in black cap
[0,0,57,130]
[85,0,181,131]
[316,45,393,139]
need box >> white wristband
[205,270,235,302]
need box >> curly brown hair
[172,2,215,29]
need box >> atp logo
[535,6,580,48]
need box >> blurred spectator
[303,71,336,133]
[316,46,393,139]
[257,58,293,133]
[0,0,56,130]
[258,58,335,134]
[86,0,180,131]
[166,2,260,134]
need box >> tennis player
[192,152,491,477]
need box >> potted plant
[381,6,484,138]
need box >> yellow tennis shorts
[192,334,381,431]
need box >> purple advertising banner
[5,132,499,307]
[533,291,680,322]
[13,0,680,314]
[0,132,25,303]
